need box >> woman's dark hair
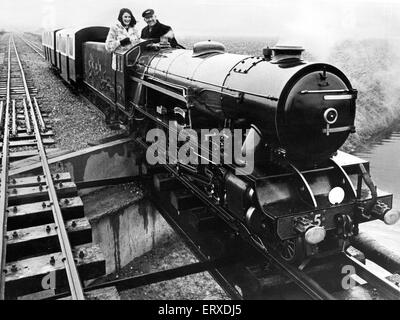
[118,8,136,27]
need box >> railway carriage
[41,31,50,61]
[42,28,61,67]
[50,26,109,84]
[55,29,68,80]
[82,39,146,122]
[42,29,400,264]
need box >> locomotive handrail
[196,88,242,99]
[145,75,187,92]
[322,125,355,134]
[139,75,244,100]
[130,76,187,103]
[300,89,356,94]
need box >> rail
[17,35,45,59]
[0,36,12,300]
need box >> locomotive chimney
[262,46,273,61]
[269,44,305,64]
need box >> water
[354,128,400,255]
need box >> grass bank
[327,38,400,152]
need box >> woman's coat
[105,21,140,69]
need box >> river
[354,128,400,256]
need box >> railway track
[0,34,106,300]
[17,35,44,59]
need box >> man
[141,9,178,48]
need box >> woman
[105,8,140,69]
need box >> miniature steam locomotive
[42,26,399,263]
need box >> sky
[1,0,400,53]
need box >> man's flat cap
[142,9,155,18]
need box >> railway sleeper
[4,243,105,299]
[4,147,61,163]
[7,196,84,230]
[6,217,92,262]
[16,126,52,134]
[9,131,54,140]
[0,138,55,148]
[16,110,48,116]
[6,172,71,189]
[8,181,77,206]
[59,286,120,300]
[16,114,46,122]
[18,285,120,300]
[9,149,68,172]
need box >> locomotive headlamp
[328,187,345,205]
[294,216,326,244]
[371,201,400,225]
[324,108,338,124]
[305,226,326,245]
[383,209,400,225]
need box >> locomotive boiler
[43,27,400,263]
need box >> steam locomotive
[42,26,399,263]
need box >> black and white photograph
[0,0,400,305]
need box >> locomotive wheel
[278,237,305,264]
